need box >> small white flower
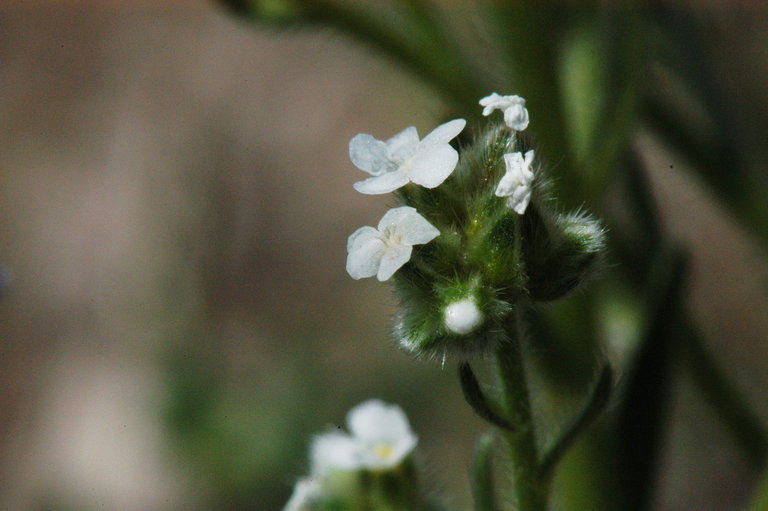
[479,92,530,131]
[349,119,466,194]
[283,478,320,511]
[346,399,418,470]
[346,206,439,281]
[310,400,418,474]
[444,298,483,335]
[495,150,535,215]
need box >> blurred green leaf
[615,244,687,511]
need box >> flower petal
[347,400,415,445]
[419,118,466,147]
[494,171,518,198]
[377,244,412,281]
[408,144,459,188]
[283,478,320,511]
[346,227,386,279]
[310,432,362,474]
[504,103,530,131]
[509,188,532,215]
[349,134,392,176]
[391,210,440,245]
[377,207,439,245]
[386,126,419,162]
[353,170,410,195]
[376,206,417,232]
[479,92,504,116]
[495,151,534,215]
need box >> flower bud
[523,208,606,302]
[444,298,483,335]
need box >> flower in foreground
[479,92,530,131]
[350,119,466,194]
[347,206,439,281]
[311,400,418,473]
[495,150,535,215]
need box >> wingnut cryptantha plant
[346,93,606,360]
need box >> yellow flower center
[373,443,394,460]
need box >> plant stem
[494,306,546,511]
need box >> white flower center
[381,226,402,246]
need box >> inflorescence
[346,93,606,359]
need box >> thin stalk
[472,432,500,511]
[493,212,545,508]
[494,311,546,511]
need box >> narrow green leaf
[538,363,613,479]
[615,243,687,511]
[459,362,517,432]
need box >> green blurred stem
[616,244,686,511]
[494,307,546,511]
[472,432,499,511]
[683,325,768,470]
[305,0,480,110]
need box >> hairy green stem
[472,432,499,511]
[494,307,546,511]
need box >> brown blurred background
[0,2,766,511]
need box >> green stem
[494,307,546,511]
[472,432,499,511]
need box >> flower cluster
[283,400,422,511]
[345,93,605,358]
[346,120,465,282]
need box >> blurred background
[0,1,766,511]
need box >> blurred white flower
[311,400,418,473]
[346,206,439,281]
[444,298,483,335]
[479,93,530,131]
[350,119,466,194]
[283,478,320,511]
[495,150,535,215]
[310,431,362,475]
[347,399,418,470]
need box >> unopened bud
[444,298,483,335]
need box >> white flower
[311,400,418,474]
[444,298,483,335]
[283,478,320,511]
[349,119,466,194]
[495,150,535,215]
[479,92,530,131]
[346,399,418,470]
[346,206,439,281]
